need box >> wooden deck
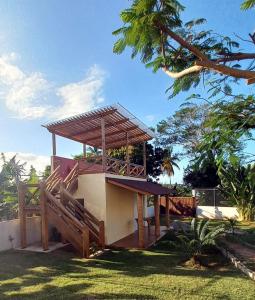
[110,226,168,249]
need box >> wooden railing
[105,156,145,178]
[45,165,61,193]
[59,183,105,248]
[45,188,90,257]
[63,162,79,193]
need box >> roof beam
[85,125,139,143]
[73,118,130,139]
[46,108,117,131]
[105,133,148,149]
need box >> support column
[101,118,106,171]
[83,144,87,158]
[52,133,56,156]
[154,195,160,237]
[143,142,146,177]
[137,193,144,248]
[40,181,49,251]
[165,195,170,228]
[126,132,130,176]
[18,182,27,248]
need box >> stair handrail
[59,183,105,247]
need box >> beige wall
[75,173,138,245]
[75,173,107,222]
[0,216,41,251]
[106,183,136,245]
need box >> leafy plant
[176,218,226,263]
[226,217,238,235]
[219,164,255,221]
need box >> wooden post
[99,221,105,249]
[52,133,56,156]
[18,182,27,248]
[126,132,130,176]
[137,193,144,248]
[83,144,86,158]
[143,142,146,177]
[101,118,106,171]
[165,195,170,228]
[154,195,160,237]
[82,226,90,258]
[40,181,49,251]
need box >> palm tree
[177,218,226,265]
[161,147,180,185]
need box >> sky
[0,0,254,182]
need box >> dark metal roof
[106,178,173,196]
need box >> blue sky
[0,0,254,181]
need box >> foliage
[156,103,209,157]
[241,0,255,10]
[0,155,42,220]
[113,0,254,99]
[42,165,51,179]
[219,163,255,221]
[0,154,26,220]
[198,96,255,166]
[176,218,226,259]
[161,147,180,183]
[184,158,220,188]
[226,217,239,235]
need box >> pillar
[154,195,160,237]
[137,193,144,248]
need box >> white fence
[0,216,41,251]
[196,206,239,220]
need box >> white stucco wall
[196,206,239,220]
[106,182,136,245]
[76,173,139,245]
[0,216,41,251]
[75,173,107,222]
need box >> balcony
[51,155,146,179]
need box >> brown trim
[106,178,150,195]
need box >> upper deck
[43,104,155,178]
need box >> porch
[111,225,168,249]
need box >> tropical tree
[113,0,255,99]
[0,154,26,220]
[176,218,226,264]
[156,102,210,157]
[219,163,255,221]
[161,147,180,184]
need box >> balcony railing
[52,155,146,179]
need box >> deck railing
[52,155,146,178]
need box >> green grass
[0,246,255,299]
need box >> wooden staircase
[42,163,105,257]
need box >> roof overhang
[106,178,173,196]
[42,104,155,149]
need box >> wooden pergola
[43,104,155,178]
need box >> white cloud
[53,65,105,119]
[145,114,156,122]
[0,152,50,175]
[0,53,106,120]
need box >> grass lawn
[0,246,255,300]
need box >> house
[18,104,173,257]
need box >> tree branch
[157,22,255,83]
[162,65,203,78]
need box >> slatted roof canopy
[43,104,155,149]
